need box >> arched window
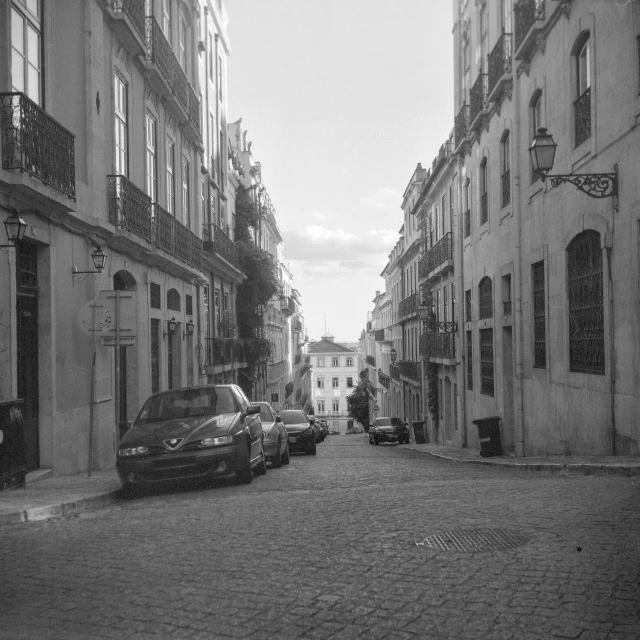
[501,131,510,207]
[478,277,493,319]
[574,33,591,147]
[167,287,181,312]
[567,230,604,374]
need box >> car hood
[121,415,237,447]
[283,423,310,433]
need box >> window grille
[150,282,161,309]
[465,289,472,323]
[466,330,473,390]
[567,231,604,374]
[532,261,546,368]
[479,277,493,319]
[167,288,180,312]
[480,328,494,396]
[186,294,193,316]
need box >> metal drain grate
[415,528,529,552]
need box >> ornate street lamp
[529,128,618,200]
[1,210,27,247]
[390,348,397,362]
[72,244,107,274]
[185,319,195,336]
[167,316,178,334]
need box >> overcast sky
[226,0,454,342]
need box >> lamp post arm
[544,166,618,199]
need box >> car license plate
[289,436,297,443]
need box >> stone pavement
[0,440,638,527]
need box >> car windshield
[375,418,392,426]
[136,388,237,424]
[256,404,273,423]
[279,410,307,425]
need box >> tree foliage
[347,369,374,429]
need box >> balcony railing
[378,371,391,389]
[1,93,76,199]
[108,175,152,241]
[399,360,421,383]
[111,0,146,42]
[154,203,201,268]
[173,60,189,114]
[374,329,385,342]
[187,83,200,134]
[365,354,376,367]
[145,17,173,87]
[390,363,400,381]
[469,73,488,126]
[455,104,470,149]
[205,337,245,368]
[203,223,240,267]
[398,292,419,320]
[514,0,545,54]
[574,88,591,147]
[488,32,513,99]
[268,360,287,384]
[280,295,296,316]
[420,332,455,360]
[419,232,453,280]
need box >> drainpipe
[606,223,616,455]
[456,153,467,448]
[513,76,525,457]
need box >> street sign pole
[114,291,121,443]
[87,302,99,477]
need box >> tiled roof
[307,340,355,354]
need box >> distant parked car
[309,416,324,442]
[280,409,317,455]
[116,384,266,492]
[318,419,329,438]
[368,417,410,445]
[253,401,290,468]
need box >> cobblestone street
[1,436,639,640]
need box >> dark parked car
[253,401,290,468]
[368,417,409,445]
[309,416,324,442]
[280,409,317,455]
[116,385,266,492]
[318,419,329,438]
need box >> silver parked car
[253,402,290,468]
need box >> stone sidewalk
[1,441,638,526]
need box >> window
[219,129,224,184]
[435,204,440,240]
[479,277,493,319]
[186,294,193,316]
[501,0,512,34]
[531,91,543,182]
[332,357,339,367]
[203,285,210,340]
[436,289,441,323]
[200,178,206,223]
[480,328,494,396]
[452,283,456,323]
[162,0,171,43]
[151,319,160,394]
[318,400,325,413]
[441,195,446,235]
[332,377,339,388]
[346,358,352,366]
[567,231,604,374]
[637,36,640,94]
[208,32,213,82]
[166,140,175,214]
[479,4,488,72]
[317,357,324,367]
[182,158,190,228]
[214,288,220,332]
[443,285,449,323]
[532,261,546,369]
[464,178,471,238]
[224,291,229,312]
[347,377,353,388]
[218,55,223,101]
[167,288,180,312]
[466,330,473,390]
[501,132,511,207]
[332,399,339,414]
[11,1,42,104]
[317,378,324,389]
[145,113,157,200]
[502,274,512,315]
[114,75,128,176]
[150,282,161,309]
[575,35,591,147]
[465,289,472,323]
[480,158,488,225]
[179,18,187,73]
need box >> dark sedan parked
[368,417,410,445]
[280,409,316,455]
[116,384,266,492]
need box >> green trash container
[412,421,426,444]
[472,416,503,457]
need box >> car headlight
[200,435,234,447]
[118,446,148,458]
[262,425,276,439]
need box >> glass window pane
[12,9,24,54]
[27,24,39,68]
[26,0,39,18]
[27,63,39,102]
[12,53,25,93]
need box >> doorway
[444,376,452,443]
[16,242,40,472]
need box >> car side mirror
[246,405,260,416]
[275,415,283,423]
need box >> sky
[226,0,454,343]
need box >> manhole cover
[415,528,529,552]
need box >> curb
[0,490,121,526]
[403,446,640,477]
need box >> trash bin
[0,399,26,491]
[412,421,426,444]
[472,416,503,457]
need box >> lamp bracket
[425,320,458,334]
[544,165,618,201]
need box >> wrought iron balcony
[574,88,591,147]
[420,332,455,360]
[399,360,421,382]
[1,93,76,199]
[172,60,189,114]
[514,0,545,59]
[366,355,376,367]
[432,140,453,175]
[106,0,146,56]
[187,83,200,135]
[145,17,173,89]
[488,32,512,103]
[418,232,453,281]
[108,175,152,241]
[398,292,419,321]
[154,203,202,268]
[293,319,302,333]
[390,362,400,381]
[285,381,294,398]
[280,295,296,316]
[378,371,391,389]
[205,337,245,368]
[202,223,239,267]
[374,329,385,342]
[455,104,470,150]
[268,360,287,384]
[469,73,488,129]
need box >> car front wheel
[271,438,283,468]
[374,436,380,445]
